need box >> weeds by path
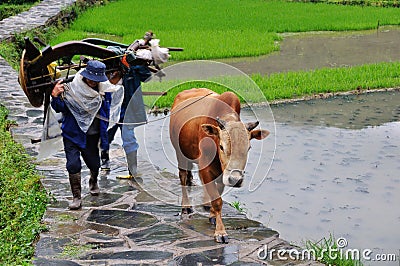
[0,106,48,265]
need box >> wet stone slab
[87,209,158,229]
[81,250,173,261]
[173,245,240,265]
[87,240,126,249]
[126,224,188,245]
[176,239,217,249]
[33,258,81,266]
[133,203,182,220]
[82,193,123,207]
[34,237,72,257]
[85,222,120,236]
[112,185,137,193]
[229,227,279,241]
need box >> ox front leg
[204,181,228,243]
[210,197,228,243]
[179,168,193,215]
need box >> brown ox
[169,88,269,243]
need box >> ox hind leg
[177,156,194,215]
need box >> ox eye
[219,145,224,151]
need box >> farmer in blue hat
[51,60,122,210]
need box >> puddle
[219,28,400,74]
[130,91,400,264]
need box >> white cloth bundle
[149,39,170,65]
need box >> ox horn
[246,121,259,131]
[216,117,226,129]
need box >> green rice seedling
[51,0,400,60]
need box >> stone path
[0,1,323,265]
[0,0,76,41]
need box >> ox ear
[201,124,220,137]
[246,121,260,131]
[250,129,270,140]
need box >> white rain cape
[38,70,124,160]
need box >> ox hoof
[215,235,229,244]
[181,207,193,215]
[209,217,216,225]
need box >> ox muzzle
[223,169,244,187]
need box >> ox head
[201,117,269,187]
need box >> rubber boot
[100,150,110,170]
[68,172,82,210]
[126,150,138,178]
[89,170,100,196]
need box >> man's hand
[51,80,65,97]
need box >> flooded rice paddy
[133,91,399,265]
[221,27,400,74]
[231,91,400,260]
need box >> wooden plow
[18,31,182,118]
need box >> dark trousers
[63,134,100,174]
[107,123,121,145]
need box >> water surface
[132,91,399,265]
[219,28,400,74]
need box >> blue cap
[81,60,108,82]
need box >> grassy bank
[0,106,48,265]
[51,0,400,60]
[0,3,34,20]
[252,61,400,101]
[143,61,400,108]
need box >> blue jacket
[51,92,112,150]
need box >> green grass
[0,1,40,21]
[229,201,247,214]
[252,61,400,101]
[0,106,48,265]
[51,0,400,60]
[0,4,31,20]
[144,62,400,108]
[305,234,363,265]
[289,0,400,7]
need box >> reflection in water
[271,90,400,129]
[134,91,399,265]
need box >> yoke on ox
[169,88,270,243]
